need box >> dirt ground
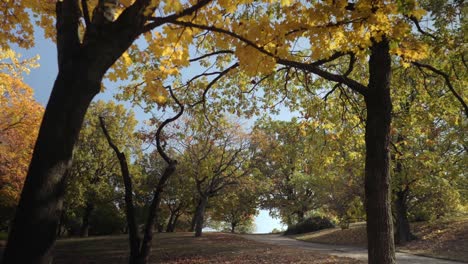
[0,232,362,263]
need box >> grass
[293,216,468,262]
[0,232,363,263]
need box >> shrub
[284,216,334,235]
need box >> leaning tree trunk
[2,64,101,264]
[364,38,396,264]
[194,196,208,237]
[1,1,144,263]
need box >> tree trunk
[100,118,141,263]
[364,37,395,264]
[231,222,237,233]
[166,213,175,233]
[190,199,203,232]
[194,196,208,237]
[80,202,94,237]
[2,65,101,264]
[136,164,176,264]
[394,189,414,245]
[171,213,180,232]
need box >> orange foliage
[0,73,43,206]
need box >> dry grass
[1,232,363,263]
[293,217,468,262]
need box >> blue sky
[14,26,286,233]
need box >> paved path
[242,234,466,264]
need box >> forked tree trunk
[194,196,208,237]
[364,38,396,264]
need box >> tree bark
[2,66,101,264]
[80,202,94,237]
[364,38,396,264]
[394,189,414,245]
[2,1,140,262]
[190,199,203,232]
[194,196,208,237]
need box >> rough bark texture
[194,196,208,237]
[364,38,396,264]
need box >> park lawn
[1,232,362,263]
[293,216,468,262]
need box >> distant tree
[180,117,251,237]
[63,100,140,237]
[210,182,258,233]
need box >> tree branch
[155,86,185,164]
[413,61,468,118]
[140,0,212,34]
[171,20,367,96]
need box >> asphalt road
[242,234,467,264]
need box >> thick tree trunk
[80,202,94,237]
[364,38,396,264]
[194,196,208,237]
[394,189,414,245]
[190,199,203,232]
[2,67,101,264]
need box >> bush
[284,216,334,235]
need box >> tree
[251,118,326,226]
[63,100,140,237]
[4,1,466,263]
[100,86,184,264]
[0,50,43,230]
[179,117,250,237]
[1,1,214,263]
[210,184,258,233]
[160,2,466,262]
